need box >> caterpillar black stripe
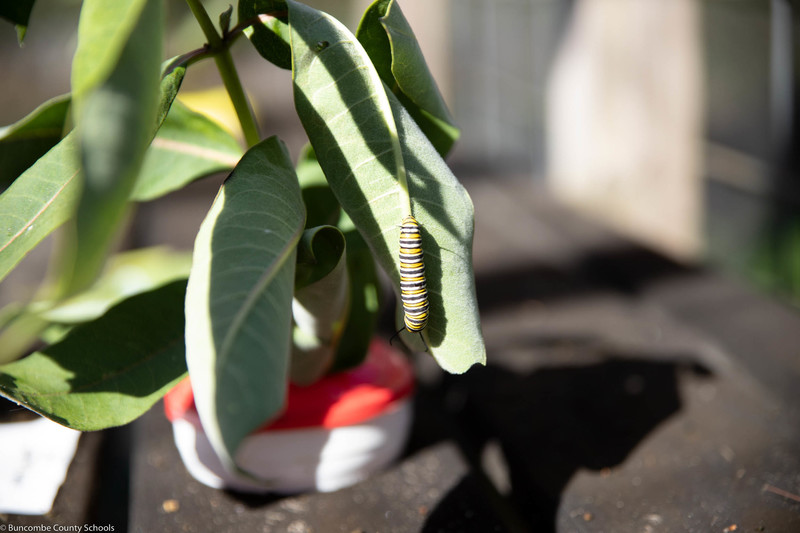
[390,215,429,351]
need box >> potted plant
[0,0,485,494]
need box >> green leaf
[155,62,187,129]
[0,280,188,430]
[238,0,291,70]
[132,101,243,201]
[70,0,151,107]
[40,247,192,324]
[330,212,381,373]
[356,0,459,156]
[290,1,485,373]
[291,225,348,385]
[295,225,346,289]
[295,148,378,373]
[0,132,81,284]
[0,0,35,42]
[60,0,163,295]
[296,144,340,229]
[0,63,183,289]
[0,94,70,189]
[185,136,305,475]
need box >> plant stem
[185,0,222,48]
[184,0,260,148]
[214,50,261,147]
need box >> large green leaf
[0,0,35,42]
[70,0,151,107]
[41,247,192,324]
[291,225,348,385]
[289,0,484,373]
[132,101,243,201]
[0,280,188,430]
[59,0,163,295]
[356,0,459,156]
[0,94,70,188]
[185,136,305,475]
[0,132,81,284]
[0,67,185,289]
[239,0,291,70]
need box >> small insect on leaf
[390,215,429,351]
[315,41,330,52]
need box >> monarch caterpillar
[390,215,429,351]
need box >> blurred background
[1,0,798,305]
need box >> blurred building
[447,0,799,301]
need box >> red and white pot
[164,339,414,493]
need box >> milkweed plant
[0,0,485,473]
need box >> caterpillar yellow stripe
[391,215,429,350]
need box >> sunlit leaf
[289,0,485,373]
[41,247,192,323]
[132,101,243,201]
[0,94,70,188]
[0,280,188,430]
[356,0,459,156]
[0,62,184,288]
[291,225,348,385]
[70,0,151,106]
[0,132,81,284]
[59,0,163,295]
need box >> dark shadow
[88,424,132,532]
[475,241,702,314]
[418,354,712,532]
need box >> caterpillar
[390,215,429,351]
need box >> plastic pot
[163,339,414,493]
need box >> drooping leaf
[0,94,71,188]
[132,101,243,201]
[0,132,81,284]
[155,62,187,129]
[0,0,35,42]
[0,280,188,430]
[238,0,291,70]
[58,0,163,296]
[40,247,192,324]
[356,0,459,156]
[70,0,151,107]
[294,225,346,290]
[294,147,379,373]
[289,0,485,373]
[291,225,348,385]
[185,136,305,475]
[0,63,184,288]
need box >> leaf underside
[185,136,305,474]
